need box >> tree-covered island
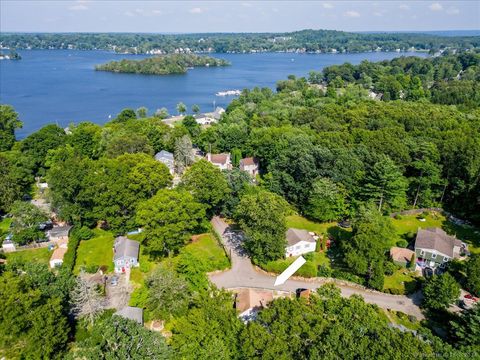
[95,54,230,75]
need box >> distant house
[115,306,143,325]
[193,107,225,126]
[113,236,140,273]
[235,288,274,322]
[285,228,317,257]
[206,153,232,171]
[155,150,175,175]
[415,228,466,270]
[49,247,68,268]
[390,247,415,267]
[47,226,72,243]
[2,237,16,253]
[239,157,259,177]
[211,107,225,120]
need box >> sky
[1,1,479,33]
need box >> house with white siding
[285,228,317,257]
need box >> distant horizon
[1,29,479,36]
[1,1,478,33]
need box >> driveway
[209,216,425,320]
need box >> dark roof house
[114,236,140,261]
[415,228,463,258]
[286,228,316,247]
[47,225,72,240]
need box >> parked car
[110,276,119,286]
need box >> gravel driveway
[209,216,425,320]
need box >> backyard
[383,268,420,295]
[74,228,114,274]
[5,247,51,265]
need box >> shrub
[62,226,81,271]
[74,226,94,241]
[84,264,99,274]
[394,214,403,220]
[384,261,397,276]
[331,269,365,285]
[304,252,315,262]
[317,265,332,277]
[396,239,409,248]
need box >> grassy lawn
[383,310,422,331]
[391,212,480,253]
[6,247,51,265]
[383,268,419,295]
[180,233,230,272]
[263,251,330,278]
[0,218,12,240]
[74,229,114,274]
[286,215,336,235]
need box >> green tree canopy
[235,190,290,263]
[0,104,22,151]
[423,273,461,310]
[181,159,231,215]
[136,189,206,257]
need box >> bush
[331,269,365,285]
[62,225,81,271]
[394,214,403,220]
[74,226,94,241]
[84,264,99,274]
[304,252,315,262]
[396,239,409,248]
[317,265,332,277]
[384,261,397,275]
[384,288,403,295]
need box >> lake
[0,50,427,137]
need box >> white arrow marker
[274,256,306,286]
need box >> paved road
[209,217,425,320]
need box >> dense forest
[1,51,480,359]
[1,29,479,54]
[95,54,230,75]
[312,51,480,107]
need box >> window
[295,245,301,250]
[419,250,424,256]
[304,244,310,248]
[431,253,437,259]
[443,257,449,262]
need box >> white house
[155,150,175,175]
[206,153,232,171]
[49,247,68,268]
[113,236,140,273]
[285,228,317,257]
[2,237,16,253]
[239,157,259,177]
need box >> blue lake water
[0,50,427,137]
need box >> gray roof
[286,228,316,246]
[415,228,459,257]
[115,306,143,324]
[212,107,225,120]
[48,225,72,237]
[114,236,140,261]
[155,150,174,161]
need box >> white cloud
[446,7,460,15]
[344,10,360,18]
[429,3,443,11]
[322,3,334,9]
[189,7,203,14]
[69,4,88,11]
[399,4,410,10]
[373,11,383,17]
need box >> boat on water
[216,89,241,96]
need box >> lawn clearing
[391,211,480,253]
[179,233,230,272]
[6,247,51,265]
[74,228,114,274]
[0,218,12,238]
[383,268,419,295]
[262,251,330,278]
[286,215,336,235]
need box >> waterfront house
[285,228,317,257]
[239,157,259,177]
[155,150,175,175]
[113,236,140,273]
[414,228,466,270]
[206,153,232,171]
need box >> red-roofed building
[239,157,259,177]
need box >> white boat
[215,89,241,97]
